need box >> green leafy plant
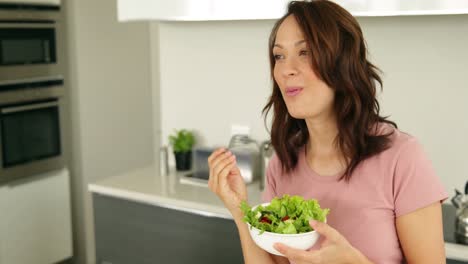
[168,129,195,153]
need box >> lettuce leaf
[240,194,330,235]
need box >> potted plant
[168,129,195,171]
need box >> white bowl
[246,203,322,256]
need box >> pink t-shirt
[261,124,448,264]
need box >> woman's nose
[282,57,299,77]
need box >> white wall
[359,14,468,194]
[64,0,154,263]
[154,15,468,194]
[157,20,274,147]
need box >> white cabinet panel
[117,0,288,21]
[117,0,468,21]
[0,168,72,264]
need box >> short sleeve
[261,154,279,203]
[393,138,448,217]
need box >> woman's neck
[304,115,339,157]
[304,115,347,176]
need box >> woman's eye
[273,54,284,60]
[299,50,309,56]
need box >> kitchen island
[89,165,262,264]
[89,164,468,264]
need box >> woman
[208,1,447,263]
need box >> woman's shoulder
[268,151,282,171]
[268,146,308,177]
[375,122,423,158]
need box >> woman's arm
[271,255,291,264]
[396,202,446,264]
[232,211,284,264]
[207,149,279,263]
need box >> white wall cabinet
[0,168,72,264]
[117,0,468,21]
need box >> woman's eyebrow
[273,40,306,49]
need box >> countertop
[88,164,262,220]
[88,164,468,261]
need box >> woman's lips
[285,87,303,97]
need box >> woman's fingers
[208,148,234,193]
[211,152,235,193]
[212,151,234,176]
[207,147,225,165]
[216,155,237,192]
[208,148,226,191]
[274,243,319,264]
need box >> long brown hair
[262,0,397,181]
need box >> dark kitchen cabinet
[447,259,468,264]
[92,194,244,264]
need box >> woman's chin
[287,110,308,120]
[286,103,312,119]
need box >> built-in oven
[0,3,65,184]
[0,3,62,82]
[0,79,65,184]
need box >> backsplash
[151,15,468,194]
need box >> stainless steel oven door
[0,7,62,82]
[0,94,65,184]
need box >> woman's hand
[208,148,247,217]
[274,220,372,264]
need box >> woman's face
[273,15,335,120]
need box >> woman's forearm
[232,212,278,264]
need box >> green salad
[240,194,330,235]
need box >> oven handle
[0,75,63,86]
[0,22,56,28]
[1,101,58,114]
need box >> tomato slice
[260,216,272,224]
[281,216,290,221]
